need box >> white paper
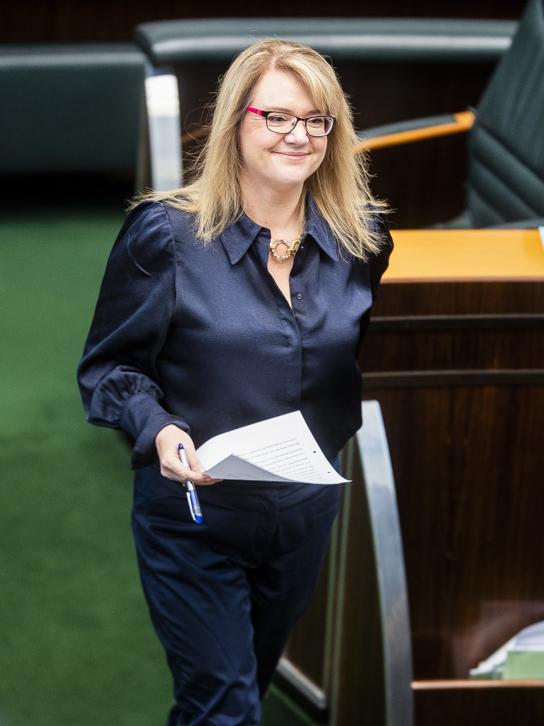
[196,411,349,485]
[469,621,544,679]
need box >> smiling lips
[273,151,309,158]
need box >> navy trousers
[131,466,340,726]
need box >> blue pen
[177,443,204,525]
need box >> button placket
[250,232,303,407]
[291,238,310,310]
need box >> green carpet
[0,207,172,725]
[0,206,315,726]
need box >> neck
[240,178,305,234]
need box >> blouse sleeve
[358,213,394,343]
[369,213,394,301]
[77,201,189,469]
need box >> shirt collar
[219,211,262,265]
[304,195,340,261]
[220,194,339,265]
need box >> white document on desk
[197,411,349,485]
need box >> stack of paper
[470,621,544,680]
[197,411,349,485]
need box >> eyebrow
[263,106,324,115]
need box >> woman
[78,38,392,726]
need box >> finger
[180,449,219,483]
[183,449,206,474]
[190,472,223,486]
[183,465,222,484]
[168,466,221,486]
[161,454,221,485]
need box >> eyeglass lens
[266,113,334,136]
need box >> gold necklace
[269,233,304,261]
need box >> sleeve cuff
[120,393,190,469]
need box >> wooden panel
[362,249,544,684]
[414,681,544,726]
[373,281,544,316]
[0,2,520,43]
[369,134,470,227]
[364,329,543,372]
[372,384,544,679]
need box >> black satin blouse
[77,197,392,467]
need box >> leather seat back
[468,0,544,225]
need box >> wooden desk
[283,229,544,726]
[385,228,544,282]
[373,229,544,724]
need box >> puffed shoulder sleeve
[369,213,394,301]
[77,201,189,469]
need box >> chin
[270,177,309,191]
[272,167,314,187]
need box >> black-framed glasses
[246,106,335,137]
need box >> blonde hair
[135,38,387,259]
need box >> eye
[267,113,290,124]
[307,117,326,128]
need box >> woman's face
[239,68,328,195]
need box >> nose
[285,118,309,142]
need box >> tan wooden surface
[384,228,544,282]
[413,680,544,690]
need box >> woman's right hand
[155,425,222,486]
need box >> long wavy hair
[135,38,386,259]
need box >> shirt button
[296,293,303,301]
